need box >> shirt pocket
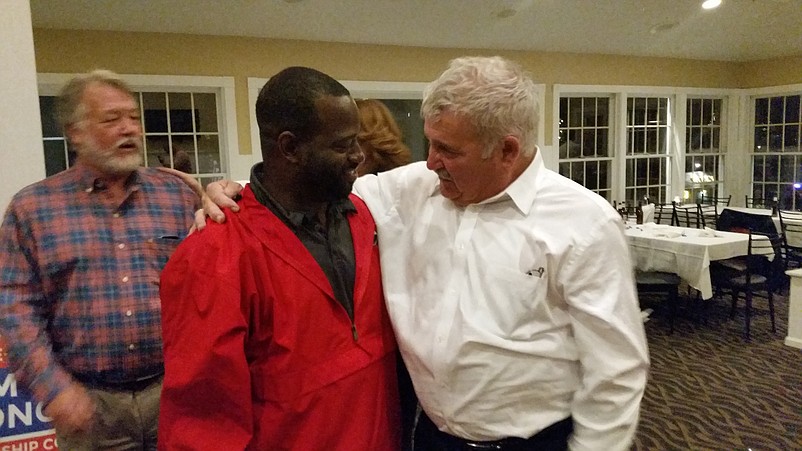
[469,263,550,338]
[128,236,182,286]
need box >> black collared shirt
[249,163,357,320]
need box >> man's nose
[121,117,142,136]
[426,148,440,170]
[349,144,365,164]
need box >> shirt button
[122,276,129,283]
[118,243,126,249]
[126,310,133,317]
[128,344,136,351]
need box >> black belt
[72,366,164,392]
[414,411,573,451]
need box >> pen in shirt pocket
[526,267,545,278]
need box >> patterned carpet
[634,288,802,450]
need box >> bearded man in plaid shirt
[0,70,199,450]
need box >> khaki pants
[56,378,161,451]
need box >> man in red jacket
[157,67,401,450]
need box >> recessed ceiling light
[495,8,517,19]
[650,22,679,34]
[702,0,722,10]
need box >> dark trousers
[413,410,572,451]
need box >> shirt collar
[498,148,542,216]
[73,163,142,194]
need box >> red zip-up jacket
[158,187,400,450]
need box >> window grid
[557,96,613,201]
[685,98,724,203]
[752,94,802,209]
[625,96,670,204]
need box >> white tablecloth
[626,223,754,299]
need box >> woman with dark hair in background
[356,99,412,175]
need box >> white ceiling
[29,0,802,62]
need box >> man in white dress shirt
[207,56,649,451]
[352,56,649,451]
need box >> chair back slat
[697,203,719,229]
[674,202,701,228]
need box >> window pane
[712,129,720,151]
[571,163,585,184]
[43,140,67,176]
[568,129,581,158]
[194,93,219,133]
[597,129,609,157]
[687,127,700,151]
[785,125,800,150]
[755,126,767,152]
[559,98,568,129]
[582,98,596,127]
[586,162,598,190]
[145,136,169,167]
[39,96,60,137]
[382,99,426,162]
[582,129,595,157]
[769,125,783,151]
[780,155,796,182]
[142,92,168,133]
[786,95,801,124]
[755,98,768,125]
[597,98,609,126]
[168,92,194,133]
[770,96,784,124]
[196,135,221,173]
[753,155,765,180]
[765,155,779,182]
[170,136,196,173]
[599,162,610,190]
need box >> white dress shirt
[353,151,649,451]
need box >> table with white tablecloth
[625,223,756,299]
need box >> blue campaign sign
[0,337,58,446]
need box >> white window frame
[743,82,802,210]
[553,84,738,204]
[37,73,246,180]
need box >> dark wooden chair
[700,194,731,207]
[711,231,784,339]
[674,203,700,228]
[654,203,677,225]
[778,209,802,269]
[697,203,719,229]
[744,195,774,209]
[635,270,682,333]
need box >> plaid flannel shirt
[0,164,198,405]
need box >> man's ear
[276,131,301,163]
[499,135,521,164]
[65,124,84,149]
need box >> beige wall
[33,29,802,154]
[739,55,802,88]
